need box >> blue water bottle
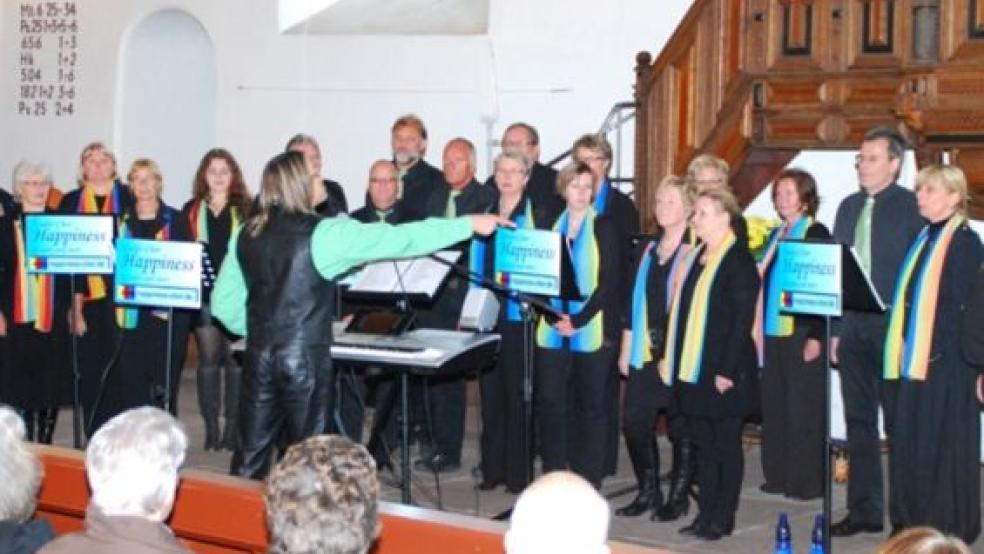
[810,514,826,554]
[775,512,793,554]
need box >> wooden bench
[32,444,670,554]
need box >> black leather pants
[230,343,333,479]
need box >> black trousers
[690,416,743,530]
[838,313,897,525]
[77,297,123,436]
[479,323,529,490]
[535,343,616,486]
[622,362,672,475]
[760,330,825,499]
[231,344,333,479]
[118,312,188,413]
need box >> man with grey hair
[0,404,54,553]
[505,471,611,554]
[415,137,496,473]
[39,406,191,554]
[265,435,380,554]
[286,133,348,216]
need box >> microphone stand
[426,254,561,521]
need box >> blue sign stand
[24,214,114,448]
[114,238,202,414]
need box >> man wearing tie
[830,127,924,537]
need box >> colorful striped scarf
[627,234,693,370]
[188,199,241,243]
[12,218,54,332]
[536,208,602,352]
[883,215,964,381]
[752,215,813,365]
[662,231,736,385]
[592,179,611,215]
[76,182,122,300]
[115,209,171,329]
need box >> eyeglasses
[693,178,724,186]
[576,155,608,164]
[370,177,398,184]
[495,168,527,177]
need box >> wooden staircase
[633,0,984,230]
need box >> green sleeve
[311,216,474,280]
[210,228,247,337]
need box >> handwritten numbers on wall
[17,2,79,118]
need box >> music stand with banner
[114,238,203,415]
[775,239,884,553]
[491,228,580,503]
[25,214,115,448]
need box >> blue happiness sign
[775,241,842,317]
[493,228,562,296]
[114,239,202,309]
[25,214,115,274]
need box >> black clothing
[231,212,337,479]
[668,242,759,532]
[314,178,348,217]
[0,209,72,413]
[534,214,623,486]
[416,179,495,463]
[179,200,235,306]
[759,221,831,498]
[831,182,923,526]
[889,221,982,543]
[476,194,552,491]
[349,199,421,225]
[116,205,193,414]
[398,160,444,219]
[0,188,16,216]
[963,263,984,366]
[57,184,133,436]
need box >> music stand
[777,239,884,553]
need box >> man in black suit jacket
[286,133,348,216]
[391,114,443,219]
[484,122,563,220]
[415,138,495,474]
[572,133,640,477]
[829,127,924,537]
[350,160,420,225]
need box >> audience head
[501,123,541,164]
[572,134,613,189]
[876,527,972,554]
[0,405,44,524]
[557,161,595,212]
[192,148,250,213]
[285,134,324,178]
[367,159,399,211]
[914,164,968,222]
[857,126,907,194]
[248,151,313,235]
[265,435,380,554]
[692,187,740,245]
[504,471,610,554]
[493,150,531,199]
[687,154,730,193]
[77,141,118,187]
[13,160,53,211]
[653,174,693,231]
[391,114,428,168]
[772,168,820,221]
[127,158,164,204]
[85,407,187,522]
[442,138,476,190]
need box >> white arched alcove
[115,9,215,208]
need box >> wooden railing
[32,445,671,554]
[634,0,984,229]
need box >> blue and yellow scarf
[662,231,736,385]
[536,208,603,353]
[115,209,172,329]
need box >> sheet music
[847,246,886,311]
[348,250,460,297]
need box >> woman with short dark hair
[756,168,831,500]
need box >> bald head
[367,159,399,211]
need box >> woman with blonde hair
[883,165,981,542]
[876,527,972,554]
[212,151,511,479]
